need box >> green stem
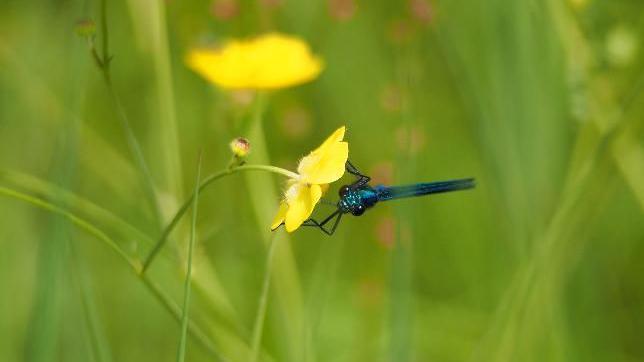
[141,164,298,273]
[0,186,225,360]
[94,0,163,231]
[176,153,203,362]
[99,0,109,72]
[249,235,278,362]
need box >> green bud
[75,19,96,38]
[230,137,251,158]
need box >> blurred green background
[1,0,643,361]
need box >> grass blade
[125,0,183,201]
[250,235,278,362]
[0,186,138,268]
[244,95,304,361]
[176,152,203,362]
[72,244,113,362]
[0,185,228,360]
[96,0,163,230]
[0,169,153,247]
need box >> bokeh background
[1,0,643,361]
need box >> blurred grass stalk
[0,185,231,358]
[85,0,164,233]
[176,153,203,362]
[24,30,87,360]
[436,0,643,360]
[0,60,255,359]
[388,47,422,362]
[72,243,114,362]
[250,234,278,362]
[125,0,183,206]
[121,1,265,359]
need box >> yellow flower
[271,126,348,232]
[186,33,324,90]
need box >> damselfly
[278,161,475,235]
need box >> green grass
[1,0,643,361]
[176,152,203,362]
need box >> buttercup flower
[271,126,349,232]
[186,33,324,90]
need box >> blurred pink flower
[211,0,238,20]
[280,105,312,139]
[379,85,405,113]
[409,0,433,25]
[353,278,384,309]
[328,0,357,21]
[229,89,256,107]
[259,0,283,10]
[395,126,426,155]
[387,19,415,44]
[370,161,394,185]
[375,216,396,249]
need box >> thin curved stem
[91,0,162,230]
[141,164,298,273]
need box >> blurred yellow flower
[271,126,348,232]
[186,33,324,90]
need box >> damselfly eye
[339,185,350,197]
[351,205,365,216]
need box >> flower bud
[230,137,251,158]
[75,19,96,38]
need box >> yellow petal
[298,141,349,185]
[270,201,289,231]
[284,184,322,232]
[185,33,324,90]
[311,126,345,155]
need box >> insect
[300,161,475,235]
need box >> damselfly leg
[301,210,343,235]
[346,160,370,188]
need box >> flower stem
[141,164,298,274]
[91,0,163,231]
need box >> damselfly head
[351,204,366,216]
[339,185,350,197]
